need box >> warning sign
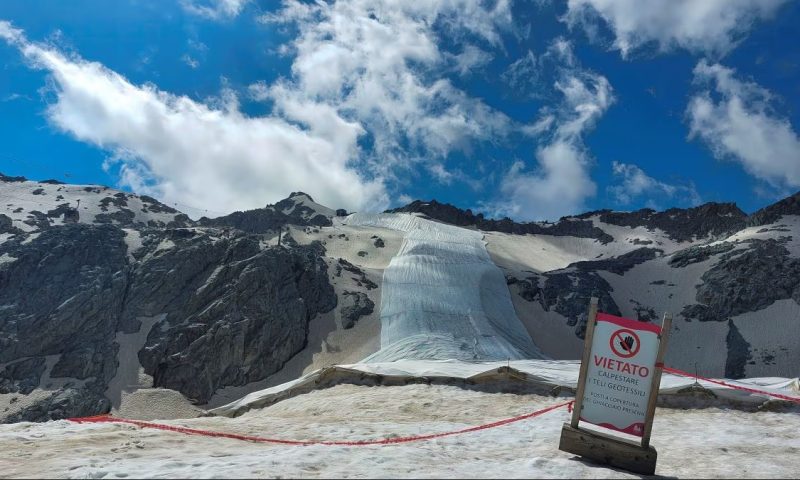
[579,313,661,437]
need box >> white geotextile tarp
[209,359,800,417]
[344,213,543,362]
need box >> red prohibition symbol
[610,329,640,358]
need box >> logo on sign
[610,329,640,358]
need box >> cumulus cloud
[490,39,613,221]
[265,0,513,181]
[608,161,701,207]
[181,0,249,20]
[687,60,800,190]
[564,0,787,58]
[0,1,517,215]
[0,20,387,215]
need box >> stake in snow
[560,297,672,475]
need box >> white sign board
[579,312,661,437]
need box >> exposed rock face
[136,237,336,403]
[199,192,333,234]
[0,173,27,182]
[0,357,46,395]
[513,248,663,339]
[669,242,736,268]
[516,270,621,339]
[387,199,614,243]
[0,224,130,364]
[573,247,661,275]
[334,258,378,290]
[748,191,800,226]
[589,202,747,242]
[0,214,21,234]
[0,224,128,420]
[199,209,293,234]
[0,187,339,420]
[681,239,800,323]
[4,387,111,424]
[339,291,375,329]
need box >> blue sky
[1,0,799,220]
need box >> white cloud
[0,22,387,215]
[490,39,613,221]
[564,0,787,58]
[687,60,800,190]
[501,50,539,97]
[451,45,493,77]
[265,0,513,181]
[247,81,270,102]
[181,54,199,69]
[1,1,517,215]
[0,20,23,43]
[608,161,701,206]
[181,0,249,19]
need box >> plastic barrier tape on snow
[662,367,800,404]
[68,400,574,446]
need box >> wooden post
[570,297,599,428]
[641,313,672,448]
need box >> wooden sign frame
[558,297,672,475]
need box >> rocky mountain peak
[748,190,800,226]
[578,202,747,242]
[199,192,334,234]
[0,172,28,183]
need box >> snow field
[0,180,184,234]
[2,383,798,479]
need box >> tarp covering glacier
[343,213,543,362]
[208,359,800,418]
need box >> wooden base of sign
[558,423,657,475]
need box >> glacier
[344,213,544,362]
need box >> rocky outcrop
[588,202,747,242]
[0,173,27,182]
[0,224,128,420]
[681,239,800,322]
[334,258,378,290]
[514,249,664,339]
[275,192,332,227]
[0,214,22,234]
[135,236,336,403]
[4,386,111,423]
[669,242,736,268]
[0,219,337,419]
[199,193,332,234]
[748,191,800,226]
[387,199,614,243]
[573,247,661,275]
[339,291,375,329]
[0,357,47,394]
[516,270,621,339]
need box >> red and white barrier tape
[68,400,574,446]
[662,366,800,404]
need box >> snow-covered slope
[0,174,188,235]
[3,382,798,479]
